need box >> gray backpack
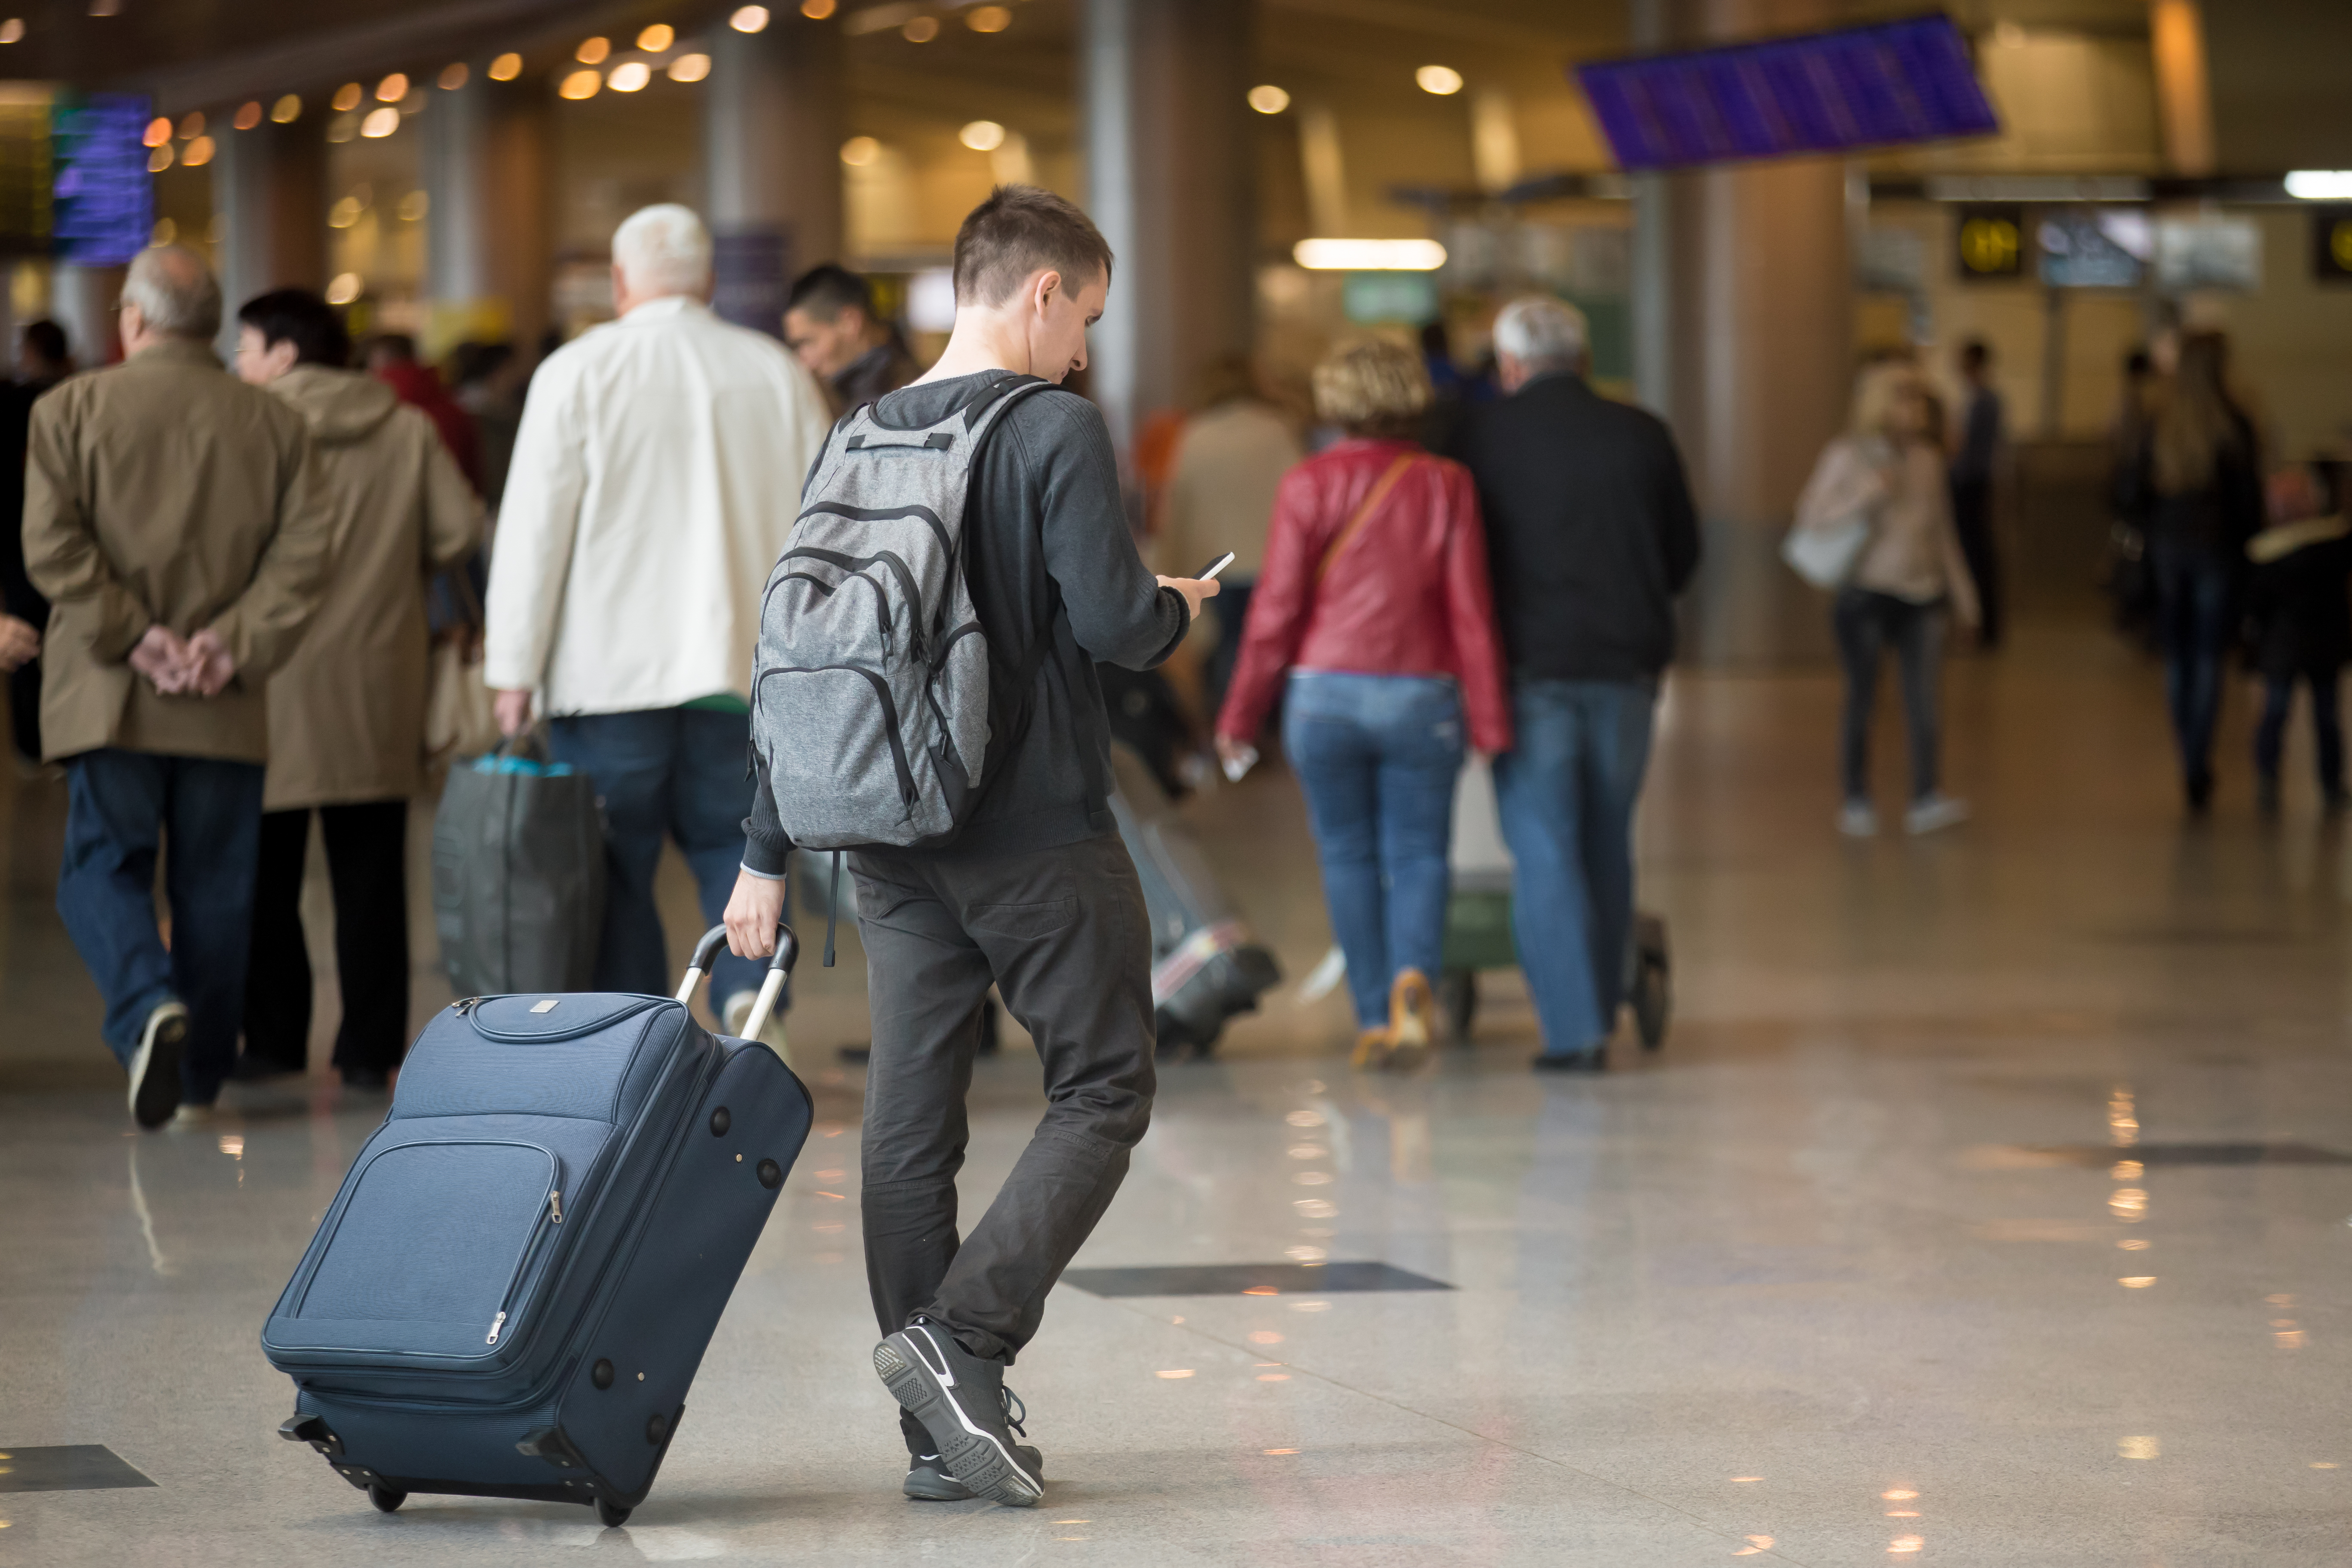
[752,375,1050,851]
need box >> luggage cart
[1439,755,1669,1051]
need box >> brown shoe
[1349,1027,1390,1071]
[1385,968,1435,1071]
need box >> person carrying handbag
[1790,361,1979,838]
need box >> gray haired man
[1446,296,1700,1071]
[24,245,333,1125]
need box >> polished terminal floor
[6,614,2352,1565]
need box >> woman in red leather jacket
[1214,339,1512,1069]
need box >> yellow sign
[2332,220,2352,273]
[1959,215,2020,275]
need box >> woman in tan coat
[231,290,480,1088]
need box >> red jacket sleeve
[1216,462,1319,741]
[1441,463,1514,754]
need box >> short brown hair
[1312,338,1431,439]
[952,185,1114,308]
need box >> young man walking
[724,186,1219,1506]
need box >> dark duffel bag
[264,925,808,1528]
[431,738,606,995]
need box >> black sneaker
[904,1441,1044,1501]
[1532,1047,1606,1073]
[127,1001,189,1129]
[873,1323,1044,1507]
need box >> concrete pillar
[420,74,553,356]
[1081,0,1255,451]
[211,116,329,359]
[1633,0,1853,664]
[705,12,844,337]
[52,265,124,369]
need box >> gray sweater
[743,369,1187,870]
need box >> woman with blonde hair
[1793,358,1979,836]
[1217,338,1511,1069]
[2119,329,2263,811]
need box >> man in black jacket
[1448,296,1700,1072]
[725,188,1217,1507]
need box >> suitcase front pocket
[291,1140,563,1356]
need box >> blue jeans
[2153,543,2234,786]
[548,706,767,1006]
[56,749,265,1102]
[1282,672,1464,1029]
[1492,679,1656,1057]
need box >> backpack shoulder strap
[1315,451,1421,586]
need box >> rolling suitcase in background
[1106,743,1282,1059]
[263,925,809,1528]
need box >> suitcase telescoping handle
[679,922,798,1040]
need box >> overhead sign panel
[52,92,151,267]
[1575,13,1999,172]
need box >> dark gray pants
[849,832,1155,1374]
[1834,586,1947,804]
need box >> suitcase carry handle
[679,922,799,1041]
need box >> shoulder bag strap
[1315,452,1420,586]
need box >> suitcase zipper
[487,1188,564,1345]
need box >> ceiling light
[332,83,363,112]
[1293,237,1448,271]
[328,196,362,229]
[150,217,175,247]
[967,4,1010,30]
[326,273,363,306]
[0,20,23,44]
[146,144,172,172]
[2286,171,2352,200]
[559,69,602,100]
[142,116,170,147]
[489,52,523,81]
[840,135,880,167]
[438,62,469,90]
[608,61,651,92]
[637,23,674,52]
[398,190,429,222]
[1248,84,1289,114]
[1415,64,1463,95]
[959,119,1005,151]
[233,101,261,130]
[802,0,836,15]
[903,15,939,41]
[177,111,204,138]
[731,6,770,32]
[576,36,609,64]
[668,52,711,82]
[181,135,214,167]
[87,0,118,15]
[360,107,400,138]
[375,73,407,101]
[270,94,301,123]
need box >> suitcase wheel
[367,1482,407,1514]
[596,1496,631,1528]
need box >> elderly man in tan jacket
[230,288,480,1091]
[24,246,331,1129]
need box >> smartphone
[1196,551,1236,582]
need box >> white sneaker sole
[873,1329,1043,1507]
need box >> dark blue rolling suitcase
[262,925,808,1528]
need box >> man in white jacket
[487,203,831,1026]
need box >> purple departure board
[52,93,151,266]
[1576,13,1998,171]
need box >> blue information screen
[1576,13,1999,171]
[52,93,150,266]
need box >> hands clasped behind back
[128,623,237,697]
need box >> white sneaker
[127,1000,189,1129]
[1905,794,1970,835]
[1838,801,1879,838]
